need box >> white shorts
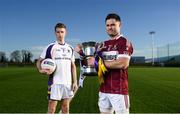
[98,92,130,113]
[49,84,74,100]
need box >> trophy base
[83,67,97,76]
[83,72,97,76]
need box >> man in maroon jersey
[76,13,133,114]
[97,13,133,114]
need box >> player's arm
[71,61,77,84]
[36,57,43,72]
[71,60,78,92]
[105,39,133,69]
[104,57,130,69]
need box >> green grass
[0,67,180,113]
[128,68,180,113]
[0,67,47,113]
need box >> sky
[0,0,180,60]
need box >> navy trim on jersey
[45,43,55,86]
[45,44,55,59]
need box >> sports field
[0,67,180,113]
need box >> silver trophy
[80,41,97,76]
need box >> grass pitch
[0,67,180,113]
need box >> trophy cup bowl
[81,41,97,76]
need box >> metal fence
[156,42,180,62]
[133,41,180,63]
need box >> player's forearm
[36,59,42,71]
[71,63,77,84]
[104,58,129,69]
[36,58,47,74]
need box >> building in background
[131,56,145,64]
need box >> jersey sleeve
[40,43,55,59]
[40,46,48,59]
[117,38,133,59]
[69,45,75,62]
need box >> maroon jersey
[100,35,133,94]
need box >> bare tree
[0,51,8,62]
[21,50,33,63]
[27,51,33,62]
[10,50,22,62]
[10,50,33,63]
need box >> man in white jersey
[36,23,78,114]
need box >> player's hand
[75,44,85,56]
[39,69,52,75]
[75,44,82,53]
[87,57,95,66]
[71,82,78,93]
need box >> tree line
[0,50,33,63]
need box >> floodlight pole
[149,31,155,66]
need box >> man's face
[106,19,121,37]
[55,27,66,41]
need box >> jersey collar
[109,34,123,40]
[55,41,66,45]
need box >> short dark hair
[105,13,121,22]
[55,23,67,31]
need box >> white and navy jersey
[40,41,75,86]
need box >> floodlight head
[149,31,155,35]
